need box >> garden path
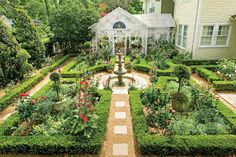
[0,58,74,124]
[100,88,138,157]
[191,74,236,112]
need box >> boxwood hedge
[0,90,111,154]
[130,91,236,155]
[0,55,70,112]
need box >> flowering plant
[17,93,46,130]
[63,81,98,138]
[217,59,236,80]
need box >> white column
[124,36,127,55]
[112,35,115,55]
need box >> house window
[113,22,126,29]
[149,2,155,13]
[200,25,230,47]
[177,24,188,48]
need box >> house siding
[174,0,198,53]
[193,0,236,59]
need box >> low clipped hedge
[181,60,218,66]
[191,65,219,73]
[130,91,236,155]
[132,64,151,73]
[0,90,111,154]
[0,55,70,111]
[61,64,109,78]
[213,81,236,91]
[196,67,222,83]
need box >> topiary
[173,64,191,92]
[50,72,60,82]
[50,72,61,101]
[171,92,190,112]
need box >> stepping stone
[115,101,125,107]
[115,112,126,119]
[113,144,128,156]
[112,89,128,94]
[114,125,127,134]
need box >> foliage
[50,72,61,101]
[173,64,190,92]
[0,20,32,85]
[217,58,236,80]
[50,2,99,52]
[170,92,189,112]
[196,67,222,83]
[213,80,236,91]
[13,9,46,68]
[0,55,69,112]
[130,90,236,155]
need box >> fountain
[113,50,127,86]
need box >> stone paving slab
[113,144,128,156]
[115,101,126,107]
[115,112,126,119]
[114,125,127,135]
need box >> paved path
[191,74,236,112]
[100,88,137,157]
[0,58,73,124]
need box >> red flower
[41,96,45,100]
[79,81,83,85]
[87,104,92,109]
[79,99,84,103]
[78,91,82,98]
[85,92,90,97]
[85,81,89,86]
[100,12,108,17]
[80,114,84,120]
[82,116,89,123]
[88,100,92,105]
[35,98,38,102]
[31,100,35,105]
[20,93,29,97]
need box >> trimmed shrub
[196,67,222,83]
[0,90,111,154]
[181,60,218,66]
[213,81,236,91]
[0,55,70,111]
[130,90,236,156]
[171,92,190,112]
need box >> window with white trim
[149,2,155,13]
[200,25,230,47]
[177,24,188,48]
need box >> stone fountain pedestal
[114,51,127,86]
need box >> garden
[0,0,236,156]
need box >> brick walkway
[100,88,137,157]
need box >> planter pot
[53,98,66,112]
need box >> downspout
[191,0,202,59]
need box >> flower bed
[0,55,71,111]
[0,79,111,154]
[130,90,236,155]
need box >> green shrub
[213,81,236,91]
[0,90,111,154]
[173,64,191,92]
[132,64,151,73]
[171,92,190,112]
[191,65,218,73]
[130,90,236,155]
[0,55,70,111]
[181,60,218,66]
[196,67,222,83]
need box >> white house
[89,7,175,55]
[174,0,236,59]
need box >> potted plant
[50,72,64,111]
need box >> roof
[133,13,175,28]
[89,7,175,31]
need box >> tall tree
[50,1,99,52]
[13,9,46,68]
[0,20,32,85]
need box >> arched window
[113,21,126,29]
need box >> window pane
[177,25,183,46]
[218,25,229,35]
[216,36,228,45]
[202,26,214,36]
[201,37,212,46]
[183,26,188,37]
[183,37,187,48]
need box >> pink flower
[20,93,29,97]
[82,116,89,123]
[87,104,92,109]
[31,101,35,105]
